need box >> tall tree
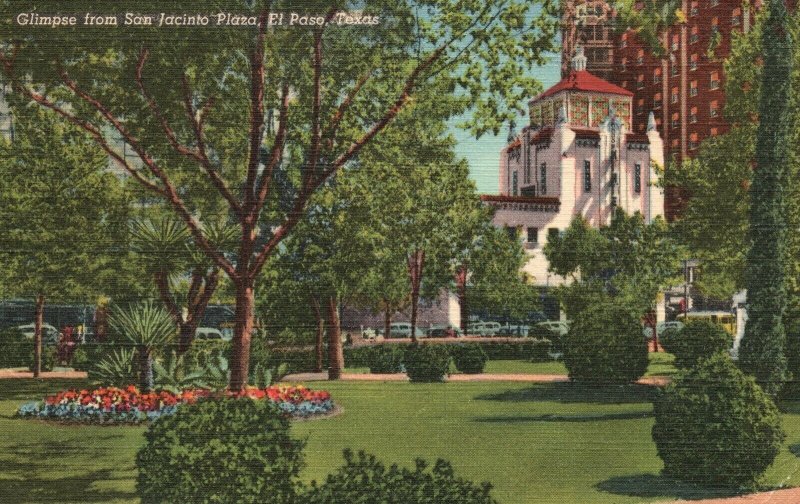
[0,0,558,390]
[0,105,130,376]
[737,0,794,395]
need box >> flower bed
[17,384,334,424]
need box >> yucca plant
[89,348,137,387]
[110,302,176,391]
[152,351,212,394]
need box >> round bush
[303,450,498,504]
[657,326,682,354]
[529,324,562,352]
[451,344,488,374]
[563,302,648,383]
[136,397,305,504]
[404,343,451,382]
[666,319,732,368]
[366,345,405,374]
[652,353,784,487]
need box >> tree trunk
[311,297,324,373]
[327,296,344,380]
[33,294,45,378]
[229,278,255,391]
[407,250,425,342]
[455,264,468,334]
[138,346,154,391]
[384,307,392,340]
[94,302,108,342]
[177,322,197,355]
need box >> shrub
[528,338,552,363]
[451,344,488,374]
[666,320,732,368]
[88,347,137,386]
[529,324,562,352]
[365,345,405,374]
[404,343,451,382]
[657,325,682,354]
[652,353,784,487]
[0,328,31,368]
[303,450,498,504]
[563,302,648,383]
[136,398,305,504]
[28,345,57,372]
[70,343,109,371]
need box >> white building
[482,48,665,287]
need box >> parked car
[467,321,503,337]
[16,323,59,344]
[534,320,570,337]
[424,324,463,338]
[377,322,413,338]
[195,327,227,340]
[643,320,684,340]
[498,324,530,337]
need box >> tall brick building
[561,0,794,219]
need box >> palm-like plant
[110,301,176,391]
[89,348,136,386]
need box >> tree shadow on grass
[473,411,653,424]
[788,443,800,458]
[0,469,136,503]
[475,382,657,405]
[596,474,744,501]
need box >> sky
[454,56,562,195]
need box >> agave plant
[152,351,212,394]
[89,348,136,387]
[110,302,176,391]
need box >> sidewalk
[0,369,88,379]
[284,371,670,386]
[664,487,800,504]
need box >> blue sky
[454,56,562,194]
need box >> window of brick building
[634,163,642,193]
[689,132,699,150]
[621,57,627,71]
[671,63,679,77]
[710,71,720,90]
[654,92,662,109]
[712,17,719,34]
[637,74,645,89]
[690,106,698,123]
[732,7,741,26]
[691,1,699,16]
[672,112,679,129]
[690,53,699,71]
[711,0,719,7]
[671,34,679,51]
[671,138,679,148]
[637,98,645,115]
[710,127,719,136]
[671,87,679,104]
[636,49,644,65]
[620,32,628,48]
[710,100,719,117]
[654,67,662,83]
[690,25,699,44]
[690,80,698,97]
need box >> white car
[16,323,60,343]
[195,327,227,340]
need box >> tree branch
[155,270,183,324]
[322,69,373,149]
[244,6,272,216]
[255,82,290,210]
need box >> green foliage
[110,302,176,350]
[652,353,785,487]
[89,348,137,386]
[545,211,682,320]
[528,339,553,363]
[738,0,794,396]
[529,324,563,352]
[365,345,406,374]
[666,320,732,368]
[27,345,56,373]
[658,326,683,354]
[136,398,305,504]
[563,302,648,383]
[303,450,498,504]
[152,351,215,393]
[404,344,451,383]
[70,344,109,372]
[451,344,489,374]
[0,328,30,368]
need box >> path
[663,487,800,504]
[0,369,88,379]
[284,371,671,386]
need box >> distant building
[483,48,664,287]
[560,0,616,80]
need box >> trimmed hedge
[652,353,784,487]
[563,302,648,384]
[404,344,451,382]
[664,320,732,368]
[304,450,498,504]
[529,338,552,363]
[136,397,305,503]
[451,344,488,374]
[364,345,405,374]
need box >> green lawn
[2,374,799,503]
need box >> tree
[0,0,559,390]
[737,0,794,395]
[544,210,683,320]
[461,225,538,329]
[0,105,130,376]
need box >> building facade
[485,49,665,287]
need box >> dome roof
[532,70,633,103]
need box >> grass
[2,372,800,503]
